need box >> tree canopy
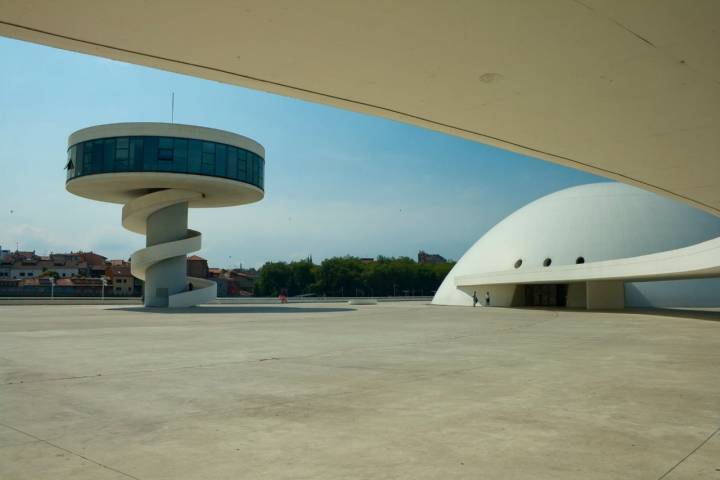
[254,256,453,297]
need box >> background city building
[417,251,447,265]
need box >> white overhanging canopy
[454,235,720,287]
[1,0,719,215]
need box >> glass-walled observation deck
[66,135,264,190]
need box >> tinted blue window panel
[252,154,259,184]
[188,140,202,173]
[83,142,91,172]
[201,154,214,174]
[237,149,247,181]
[159,137,173,149]
[116,137,129,170]
[248,154,254,184]
[157,146,173,171]
[174,138,188,172]
[74,144,84,175]
[201,141,215,174]
[215,144,227,177]
[130,138,144,171]
[227,147,237,179]
[143,136,158,171]
[91,141,104,172]
[103,139,116,171]
[158,149,173,161]
[259,158,265,188]
[116,147,129,170]
[85,143,94,172]
[257,155,262,185]
[256,156,261,185]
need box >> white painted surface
[2,2,719,214]
[66,170,263,208]
[124,189,216,308]
[586,281,625,310]
[68,122,264,157]
[434,183,720,307]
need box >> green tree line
[254,256,454,297]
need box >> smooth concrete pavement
[1,303,719,479]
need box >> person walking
[472,291,478,307]
[485,291,490,306]
[188,282,194,292]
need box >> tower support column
[144,201,189,307]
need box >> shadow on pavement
[511,306,720,322]
[625,307,720,322]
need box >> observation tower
[65,123,265,307]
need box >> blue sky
[0,37,604,268]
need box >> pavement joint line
[655,423,720,480]
[0,421,142,480]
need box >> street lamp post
[50,276,55,300]
[101,276,107,303]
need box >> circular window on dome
[514,259,522,269]
[576,256,585,264]
[543,258,552,267]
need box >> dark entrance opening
[525,284,568,307]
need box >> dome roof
[433,182,720,305]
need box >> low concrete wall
[216,296,433,305]
[0,297,142,306]
[586,281,625,310]
[566,282,587,308]
[0,296,433,306]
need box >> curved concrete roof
[432,182,720,305]
[68,123,265,157]
[2,1,719,213]
[66,172,264,207]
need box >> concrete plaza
[1,302,719,479]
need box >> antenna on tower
[171,92,175,123]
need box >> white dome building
[433,182,720,309]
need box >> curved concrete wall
[3,2,719,214]
[68,122,265,157]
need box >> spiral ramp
[122,189,217,308]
